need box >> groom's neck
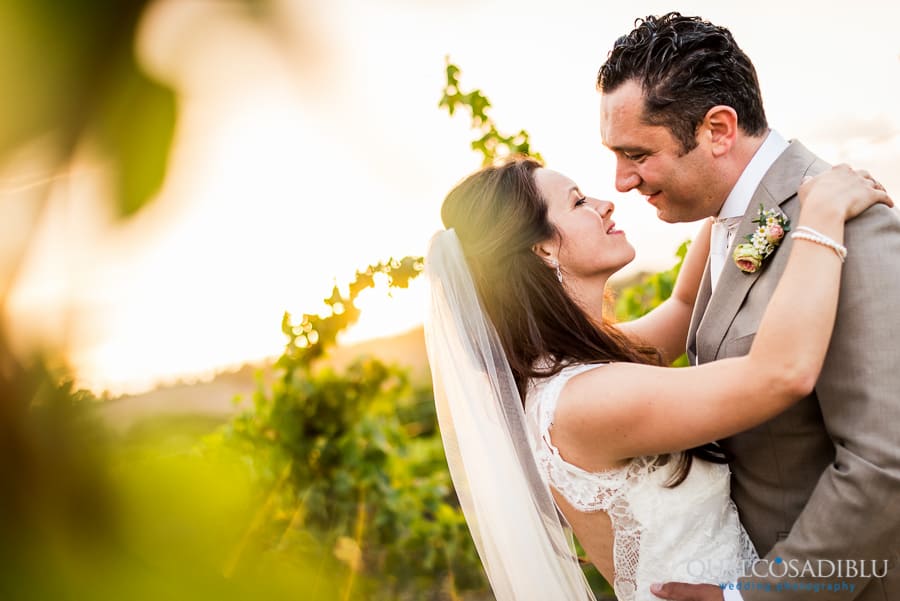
[728,131,769,183]
[711,131,770,214]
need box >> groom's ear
[701,105,738,158]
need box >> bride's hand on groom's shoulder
[799,164,893,220]
[650,581,724,601]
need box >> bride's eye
[574,196,587,207]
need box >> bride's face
[533,168,635,281]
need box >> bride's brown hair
[440,156,727,486]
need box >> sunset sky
[6,0,899,395]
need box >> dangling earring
[553,260,563,283]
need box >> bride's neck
[565,275,608,326]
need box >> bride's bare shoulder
[547,362,652,471]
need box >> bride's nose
[593,199,614,218]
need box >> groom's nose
[614,160,641,193]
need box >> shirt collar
[717,129,789,219]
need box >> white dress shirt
[709,129,790,290]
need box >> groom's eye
[624,151,647,162]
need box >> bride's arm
[613,219,710,364]
[550,167,891,470]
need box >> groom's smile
[643,191,662,206]
[600,80,729,223]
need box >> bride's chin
[613,246,637,272]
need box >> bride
[424,156,890,600]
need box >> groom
[597,13,900,601]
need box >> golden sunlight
[5,0,898,398]
[340,279,427,346]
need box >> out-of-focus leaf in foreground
[0,0,174,217]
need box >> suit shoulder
[845,204,900,238]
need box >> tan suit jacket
[687,141,900,600]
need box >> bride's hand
[798,164,893,221]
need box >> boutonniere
[732,205,791,274]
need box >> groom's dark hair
[597,12,768,153]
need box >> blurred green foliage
[439,58,544,166]
[0,354,348,600]
[213,256,485,599]
[614,242,690,366]
[614,242,688,321]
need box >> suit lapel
[693,141,820,363]
[687,254,713,365]
[695,185,777,362]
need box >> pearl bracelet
[791,226,848,262]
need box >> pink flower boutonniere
[733,205,791,274]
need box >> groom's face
[600,80,724,223]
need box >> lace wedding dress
[525,363,758,601]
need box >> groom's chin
[655,208,682,224]
[647,203,673,222]
[656,209,705,225]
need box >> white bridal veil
[424,229,596,601]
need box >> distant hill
[101,326,429,432]
[100,274,664,433]
[329,326,427,376]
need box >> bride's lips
[606,221,624,235]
